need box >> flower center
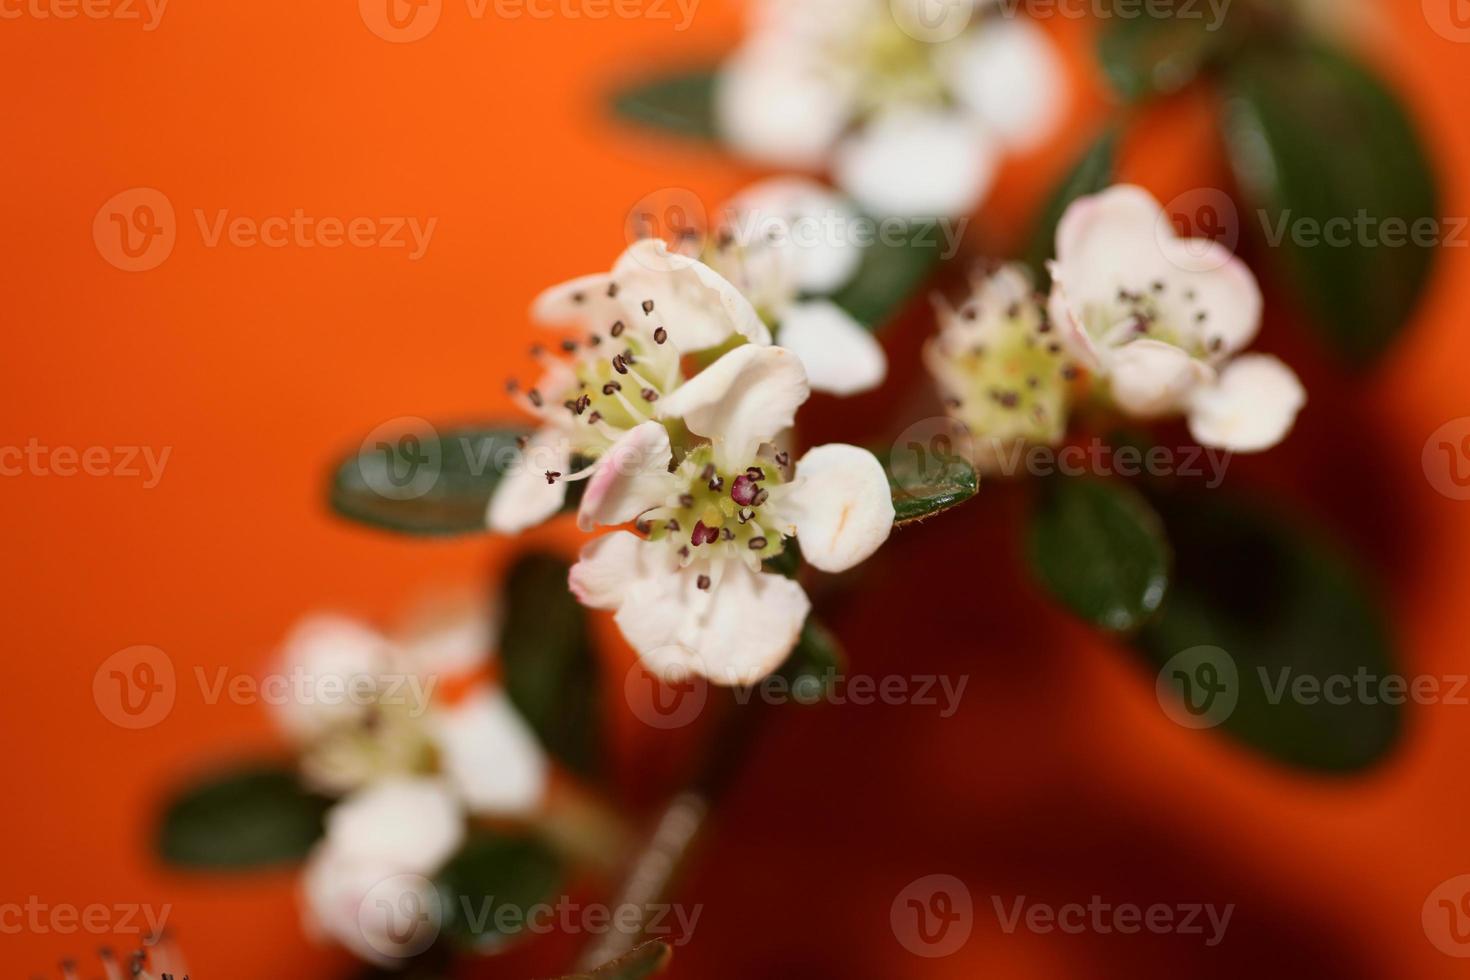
[1091,281,1221,358]
[638,445,790,569]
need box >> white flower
[709,178,887,396]
[716,0,1066,217]
[925,263,1078,472]
[431,688,549,818]
[1048,185,1305,452]
[488,238,770,535]
[270,614,400,743]
[301,777,463,966]
[569,345,894,685]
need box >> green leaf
[886,442,979,527]
[761,538,803,579]
[824,221,945,331]
[1025,128,1118,283]
[610,68,720,141]
[1027,477,1170,632]
[1096,0,1243,103]
[329,424,530,537]
[157,765,330,869]
[500,554,603,781]
[436,832,564,953]
[1138,495,1401,771]
[779,618,846,705]
[555,941,674,980]
[1222,44,1439,366]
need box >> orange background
[4,0,1470,976]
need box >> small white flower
[1048,185,1305,452]
[925,263,1078,472]
[488,238,770,535]
[709,178,887,396]
[301,777,463,966]
[716,0,1066,217]
[271,614,400,743]
[569,345,894,685]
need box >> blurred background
[5,0,1470,976]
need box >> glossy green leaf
[886,442,979,527]
[328,425,530,537]
[556,941,673,980]
[780,618,846,705]
[500,553,603,781]
[825,222,945,331]
[1027,477,1170,632]
[436,832,564,952]
[1138,495,1401,771]
[1222,44,1439,366]
[610,68,720,141]
[1096,0,1243,103]
[157,765,329,869]
[1025,128,1118,283]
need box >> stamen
[611,320,625,338]
[654,327,668,344]
[749,536,767,550]
[641,300,655,315]
[544,471,561,484]
[696,574,711,591]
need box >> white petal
[939,18,1067,151]
[1108,339,1214,417]
[398,600,496,680]
[1188,354,1306,453]
[323,777,464,873]
[716,44,855,169]
[613,239,771,350]
[432,688,549,817]
[577,421,676,531]
[770,444,894,573]
[272,615,396,742]
[776,300,886,396]
[722,177,863,294]
[486,429,570,534]
[568,530,664,611]
[834,107,1000,219]
[657,344,810,468]
[530,272,623,330]
[616,559,811,687]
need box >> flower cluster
[927,186,1306,467]
[717,0,1066,217]
[272,606,549,964]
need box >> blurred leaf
[329,425,529,537]
[779,618,846,705]
[887,445,979,527]
[1138,495,1401,771]
[1097,0,1244,102]
[610,69,720,141]
[436,832,564,953]
[826,223,945,331]
[1027,477,1170,632]
[500,553,603,781]
[1222,44,1439,366]
[1025,128,1118,283]
[157,765,329,868]
[554,941,674,979]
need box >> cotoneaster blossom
[707,178,887,396]
[1048,185,1306,452]
[569,345,894,685]
[271,608,549,816]
[717,0,1066,218]
[925,263,1079,472]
